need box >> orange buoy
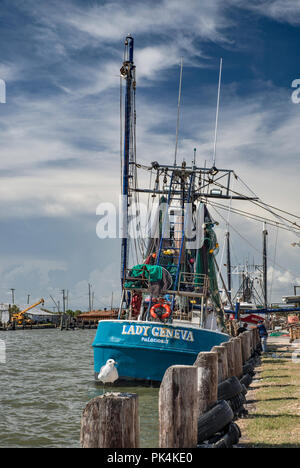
[288,315,299,324]
[150,303,171,321]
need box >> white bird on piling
[98,359,119,384]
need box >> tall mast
[263,222,268,308]
[120,35,135,285]
[226,230,232,300]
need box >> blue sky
[0,0,300,310]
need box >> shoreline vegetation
[239,336,300,448]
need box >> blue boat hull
[93,320,229,384]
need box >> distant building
[0,304,9,325]
[76,309,118,325]
[27,310,60,324]
[282,295,300,307]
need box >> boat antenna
[212,57,223,167]
[174,57,183,166]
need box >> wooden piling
[241,331,250,363]
[211,345,229,383]
[194,351,218,416]
[222,340,236,378]
[246,330,252,360]
[232,336,243,378]
[159,365,198,448]
[248,330,253,357]
[80,392,139,448]
[253,327,260,349]
[250,328,255,354]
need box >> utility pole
[10,289,15,305]
[91,291,94,311]
[27,294,30,305]
[263,223,268,309]
[88,283,92,312]
[111,292,114,310]
[61,289,67,330]
[50,294,61,329]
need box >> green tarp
[124,264,163,288]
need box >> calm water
[0,329,159,448]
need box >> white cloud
[1,0,300,306]
[256,0,300,24]
[12,0,231,91]
[0,258,67,306]
[67,264,121,310]
[229,0,300,25]
[65,0,229,43]
[268,265,300,302]
[0,63,21,82]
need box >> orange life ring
[288,315,299,324]
[150,303,171,321]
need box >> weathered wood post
[254,327,260,349]
[248,329,253,355]
[211,345,228,383]
[222,340,235,378]
[246,330,252,360]
[80,392,139,448]
[194,351,218,416]
[232,336,243,378]
[250,328,256,355]
[241,332,249,364]
[159,365,198,448]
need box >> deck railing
[178,272,209,296]
[123,267,210,298]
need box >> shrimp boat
[92,36,263,385]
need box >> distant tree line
[66,310,83,317]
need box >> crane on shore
[10,298,45,325]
